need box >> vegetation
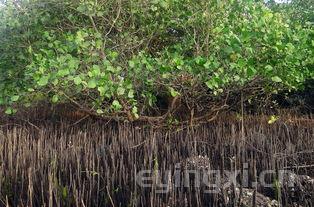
[0,113,313,206]
[0,0,313,122]
[0,1,313,206]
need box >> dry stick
[230,156,238,207]
[68,115,90,127]
[23,119,41,131]
[189,108,194,126]
[12,0,22,11]
[238,91,245,207]
[190,104,229,122]
[241,91,245,142]
[89,15,106,59]
[63,90,228,126]
[0,123,25,128]
[89,3,134,121]
[106,186,115,207]
[81,200,86,207]
[119,99,134,121]
[104,0,122,37]
[130,140,146,149]
[252,190,257,207]
[139,95,180,123]
[61,93,119,122]
[153,105,227,130]
[275,165,282,207]
[253,158,257,207]
[283,164,314,169]
[5,196,9,207]
[0,198,6,206]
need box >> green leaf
[205,81,213,89]
[11,95,20,102]
[74,77,82,85]
[205,80,219,89]
[268,115,279,124]
[52,79,59,86]
[96,109,104,114]
[87,79,97,89]
[247,67,256,77]
[112,100,122,110]
[92,65,101,76]
[98,86,106,96]
[28,46,33,54]
[62,187,68,199]
[73,76,82,85]
[128,90,134,98]
[24,103,31,108]
[5,107,16,115]
[129,61,135,68]
[169,87,180,97]
[271,76,282,83]
[224,46,233,55]
[265,65,273,72]
[109,51,118,60]
[38,76,49,86]
[52,95,59,103]
[57,69,70,77]
[117,87,125,96]
[204,61,211,69]
[5,108,12,115]
[68,58,79,70]
[132,106,139,119]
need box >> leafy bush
[0,0,313,121]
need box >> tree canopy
[0,0,313,121]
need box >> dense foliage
[0,0,313,121]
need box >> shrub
[0,0,313,121]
